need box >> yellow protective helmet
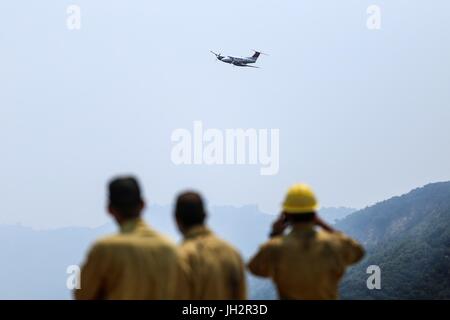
[282,183,319,214]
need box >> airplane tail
[251,51,261,59]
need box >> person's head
[282,183,318,225]
[107,176,145,224]
[174,191,207,234]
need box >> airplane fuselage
[211,50,262,68]
[219,56,256,66]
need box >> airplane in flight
[210,50,266,68]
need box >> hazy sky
[1,1,449,228]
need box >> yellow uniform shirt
[179,225,247,300]
[248,223,364,300]
[75,218,189,300]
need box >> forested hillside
[338,182,450,299]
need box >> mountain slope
[320,207,356,224]
[337,182,450,299]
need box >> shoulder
[85,235,125,258]
[214,235,245,260]
[257,236,284,253]
[91,234,121,249]
[248,237,283,275]
[82,235,117,261]
[92,231,177,252]
[149,231,178,249]
[317,230,362,249]
[181,233,244,262]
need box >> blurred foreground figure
[175,191,247,299]
[248,184,364,300]
[75,176,188,300]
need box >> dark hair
[108,176,143,218]
[175,191,206,228]
[285,212,316,223]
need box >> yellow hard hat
[282,183,319,214]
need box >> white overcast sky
[1,1,449,228]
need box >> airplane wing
[242,64,260,68]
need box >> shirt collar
[289,222,316,235]
[183,225,212,240]
[119,217,146,234]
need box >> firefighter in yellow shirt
[75,176,189,300]
[248,183,364,300]
[175,191,247,300]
